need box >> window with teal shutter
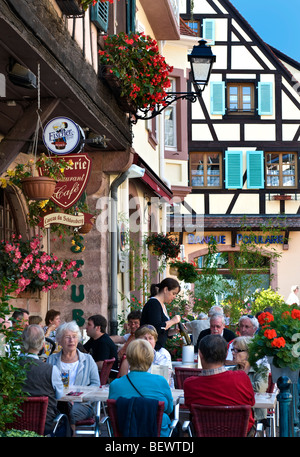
[258,82,273,115]
[90,1,109,32]
[203,19,215,45]
[210,81,225,115]
[247,151,264,189]
[225,151,243,189]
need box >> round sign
[43,116,85,155]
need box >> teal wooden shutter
[258,82,273,115]
[225,151,243,189]
[247,151,264,189]
[203,19,215,45]
[210,81,225,115]
[126,0,136,33]
[90,1,109,32]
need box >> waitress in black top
[140,278,181,350]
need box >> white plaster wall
[245,124,276,141]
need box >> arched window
[0,189,19,241]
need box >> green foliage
[0,278,29,432]
[249,305,300,371]
[251,288,285,315]
[0,429,42,437]
[169,259,199,283]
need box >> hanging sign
[43,116,85,155]
[38,212,94,229]
[39,153,92,209]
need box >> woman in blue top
[109,339,173,437]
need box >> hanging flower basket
[21,176,57,201]
[78,218,95,234]
[99,32,173,112]
[169,260,199,283]
[145,233,181,260]
[101,66,137,113]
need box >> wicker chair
[6,396,48,435]
[174,367,202,389]
[100,357,116,385]
[183,404,251,437]
[6,396,70,437]
[103,398,165,437]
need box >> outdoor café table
[59,385,110,437]
[60,386,182,433]
[171,389,278,420]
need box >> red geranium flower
[264,329,277,340]
[271,337,286,348]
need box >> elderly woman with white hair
[47,321,100,433]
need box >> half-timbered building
[166,0,300,300]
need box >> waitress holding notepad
[140,278,181,350]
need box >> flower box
[273,195,291,201]
[56,0,84,16]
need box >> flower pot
[268,357,300,383]
[78,222,93,234]
[169,266,178,276]
[56,0,84,16]
[21,176,57,201]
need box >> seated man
[226,315,259,364]
[19,324,70,436]
[184,334,256,437]
[196,313,236,349]
[110,310,141,361]
[84,314,118,375]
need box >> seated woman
[232,336,269,423]
[118,325,174,387]
[108,339,173,437]
[47,321,100,434]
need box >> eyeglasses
[231,348,246,353]
[63,335,78,341]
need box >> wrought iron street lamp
[132,39,216,123]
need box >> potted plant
[145,233,180,260]
[3,154,73,201]
[55,0,102,16]
[0,234,81,294]
[99,32,173,113]
[249,306,300,382]
[169,259,199,283]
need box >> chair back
[117,354,127,378]
[6,396,48,435]
[174,367,202,389]
[106,398,164,437]
[100,358,116,385]
[190,404,251,437]
[267,372,276,393]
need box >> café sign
[43,116,85,155]
[47,153,92,209]
[38,212,93,229]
